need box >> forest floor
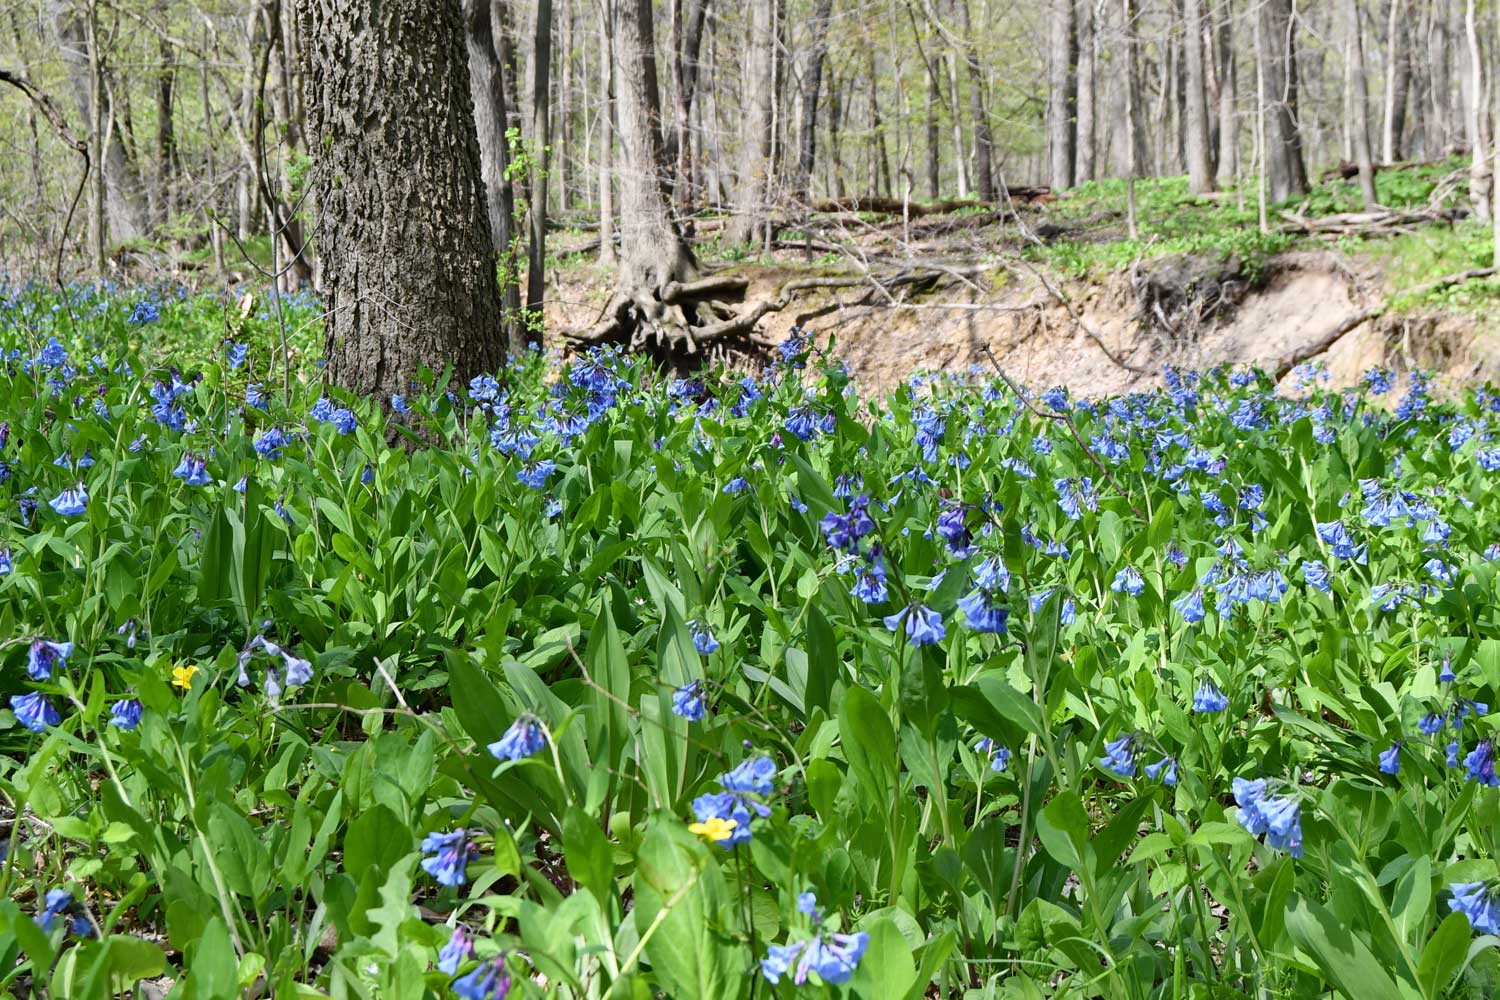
[539,158,1500,395]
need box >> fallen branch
[1278,207,1463,235]
[1270,265,1498,380]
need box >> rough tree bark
[1215,0,1236,187]
[1076,0,1096,182]
[1382,0,1409,161]
[525,0,553,332]
[728,0,775,245]
[1347,0,1378,209]
[1257,0,1309,201]
[1047,0,1077,189]
[1184,0,1214,192]
[1466,0,1491,221]
[465,0,523,350]
[598,0,616,268]
[794,0,836,202]
[296,0,506,398]
[669,0,710,210]
[958,0,994,200]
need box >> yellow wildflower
[171,663,199,690]
[688,816,738,843]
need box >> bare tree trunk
[924,35,942,198]
[1184,0,1214,192]
[1258,0,1309,201]
[1348,0,1378,208]
[557,1,572,212]
[1467,0,1491,221]
[1382,0,1409,161]
[1215,0,1237,187]
[1123,0,1138,237]
[948,49,968,197]
[1046,0,1077,189]
[465,0,522,349]
[727,0,774,244]
[524,0,553,335]
[670,0,710,210]
[794,0,835,202]
[598,0,616,268]
[296,0,506,396]
[153,32,176,224]
[1076,0,1097,182]
[959,0,994,199]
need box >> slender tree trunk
[153,32,176,224]
[1348,0,1378,208]
[524,0,552,334]
[948,50,968,197]
[1258,0,1309,201]
[727,0,774,244]
[1123,0,1138,237]
[465,0,522,349]
[1046,0,1077,189]
[557,1,571,212]
[925,37,942,198]
[1382,0,1409,161]
[1184,0,1214,191]
[794,0,835,202]
[1467,0,1492,221]
[598,0,616,267]
[296,0,505,396]
[959,0,995,199]
[670,0,710,210]
[1076,0,1097,182]
[1215,0,1236,187]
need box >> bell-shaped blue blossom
[420,828,477,887]
[850,550,888,604]
[1316,520,1366,562]
[0,548,12,575]
[49,484,88,517]
[12,692,60,732]
[452,956,511,1000]
[688,619,719,655]
[246,383,269,410]
[671,681,707,721]
[1098,734,1137,777]
[957,590,1007,633]
[1448,740,1462,767]
[1111,566,1145,596]
[1418,712,1446,736]
[1449,882,1500,935]
[27,640,73,681]
[1303,559,1332,593]
[1192,678,1228,713]
[516,460,556,489]
[36,889,74,932]
[935,506,972,557]
[172,453,212,486]
[1233,778,1303,857]
[254,427,287,460]
[109,699,143,731]
[974,737,1011,772]
[1378,742,1402,775]
[1463,740,1498,786]
[1144,756,1178,785]
[1173,589,1206,623]
[390,394,409,414]
[437,925,474,975]
[723,477,749,495]
[489,714,547,762]
[1440,657,1457,683]
[883,603,945,647]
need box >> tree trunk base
[569,273,777,362]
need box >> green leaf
[563,806,614,903]
[849,917,916,999]
[1415,913,1471,999]
[1036,792,1089,870]
[1284,895,1411,1000]
[839,686,897,801]
[631,815,744,997]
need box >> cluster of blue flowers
[692,756,778,849]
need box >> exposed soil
[546,240,1500,398]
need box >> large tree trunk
[794,0,835,202]
[958,0,994,200]
[297,0,506,398]
[525,0,553,334]
[1215,0,1236,187]
[1184,0,1214,192]
[1382,0,1409,161]
[465,0,523,350]
[1348,0,1378,208]
[1047,0,1078,189]
[1466,0,1491,221]
[51,0,150,254]
[1257,0,1309,201]
[728,0,775,245]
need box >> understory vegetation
[1,284,1500,998]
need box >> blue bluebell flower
[850,550,889,604]
[1111,566,1145,596]
[0,548,11,575]
[172,453,211,486]
[1440,657,1457,683]
[489,714,547,762]
[516,460,556,489]
[420,828,476,886]
[723,477,749,495]
[26,640,73,681]
[1144,756,1178,785]
[390,394,409,414]
[1378,742,1402,775]
[974,737,1011,772]
[49,484,88,517]
[12,692,60,732]
[330,408,357,435]
[1098,734,1137,777]
[36,889,74,932]
[225,342,248,370]
[1173,589,1206,623]
[1418,712,1446,736]
[109,699,143,731]
[254,428,287,460]
[688,619,720,655]
[1463,740,1498,786]
[451,956,511,999]
[1303,559,1332,593]
[1233,778,1303,857]
[246,383,269,409]
[882,603,946,646]
[796,891,819,916]
[1449,882,1500,935]
[957,590,1007,633]
[935,505,972,556]
[437,925,473,975]
[1192,679,1228,713]
[1316,521,1365,562]
[308,397,335,422]
[671,681,707,721]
